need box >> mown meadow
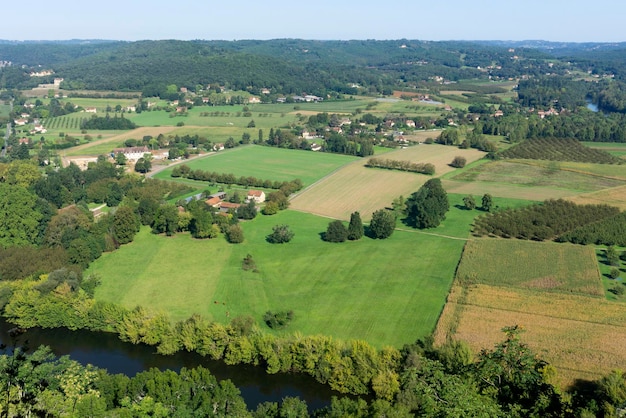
[89,210,465,348]
[154,145,359,187]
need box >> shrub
[263,310,294,329]
[450,156,467,168]
[325,220,348,242]
[369,209,396,239]
[225,225,244,243]
[609,284,625,295]
[266,224,294,244]
[242,254,256,271]
[463,195,476,210]
[610,268,621,280]
[262,201,279,215]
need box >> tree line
[365,157,435,175]
[3,282,624,416]
[171,164,303,193]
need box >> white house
[112,146,151,162]
[247,190,266,203]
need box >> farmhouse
[247,96,261,104]
[84,107,97,113]
[206,196,222,207]
[247,190,266,203]
[13,118,27,126]
[31,124,47,134]
[112,146,150,162]
[219,201,241,212]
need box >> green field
[456,239,603,296]
[449,160,626,192]
[89,210,466,348]
[582,141,626,158]
[154,145,359,186]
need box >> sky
[2,0,624,43]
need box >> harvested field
[434,283,626,387]
[567,185,626,210]
[456,239,603,296]
[290,145,484,220]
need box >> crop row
[45,116,88,130]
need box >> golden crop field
[435,283,626,387]
[289,144,484,220]
[567,185,626,210]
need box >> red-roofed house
[247,190,266,203]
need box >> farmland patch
[290,144,484,220]
[434,283,626,387]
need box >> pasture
[449,160,626,192]
[290,144,484,221]
[440,157,626,202]
[153,145,358,186]
[89,210,466,348]
[582,141,626,158]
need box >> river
[0,318,341,411]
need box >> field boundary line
[394,227,469,241]
[288,158,365,200]
[453,297,622,327]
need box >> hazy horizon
[2,0,624,44]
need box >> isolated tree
[262,201,279,215]
[463,195,476,210]
[247,119,256,128]
[610,268,621,280]
[190,210,215,238]
[225,224,244,243]
[406,178,449,229]
[450,156,467,168]
[325,220,348,242]
[134,157,152,173]
[481,193,494,212]
[112,206,140,244]
[115,152,127,166]
[606,246,621,267]
[152,204,179,236]
[369,209,396,239]
[237,200,257,220]
[266,224,294,243]
[347,211,364,241]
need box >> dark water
[587,102,599,112]
[0,318,340,411]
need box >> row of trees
[324,212,364,242]
[80,114,137,130]
[3,281,621,416]
[171,164,304,192]
[365,157,435,175]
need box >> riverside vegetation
[3,38,626,416]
